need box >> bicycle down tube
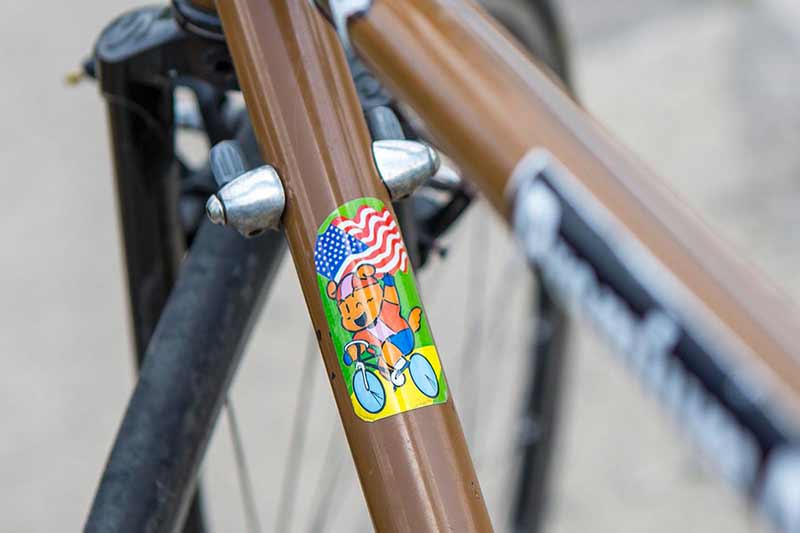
[215,1,492,531]
[312,0,800,530]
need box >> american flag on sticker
[314,205,409,282]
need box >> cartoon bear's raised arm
[380,272,400,306]
[354,264,399,304]
[355,264,376,279]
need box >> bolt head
[425,143,441,175]
[206,195,226,225]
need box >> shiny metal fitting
[429,156,462,190]
[326,0,372,58]
[372,140,440,200]
[205,165,285,237]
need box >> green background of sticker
[316,197,448,421]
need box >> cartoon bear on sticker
[326,263,422,386]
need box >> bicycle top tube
[336,0,800,530]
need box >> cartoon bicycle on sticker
[326,264,440,414]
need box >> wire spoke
[419,246,451,307]
[274,330,320,533]
[458,204,490,440]
[475,255,528,464]
[307,423,347,533]
[226,398,264,533]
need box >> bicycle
[80,0,800,532]
[346,340,388,413]
[345,332,440,407]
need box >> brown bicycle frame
[214,0,800,531]
[216,1,491,531]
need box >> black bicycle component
[101,66,184,363]
[482,0,571,86]
[93,3,248,245]
[175,75,237,145]
[86,220,286,533]
[94,6,236,94]
[178,111,262,243]
[365,106,405,142]
[92,6,246,532]
[512,280,570,533]
[210,140,248,186]
[527,0,572,87]
[171,0,226,42]
[100,64,207,531]
[348,55,394,112]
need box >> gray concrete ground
[2,0,799,531]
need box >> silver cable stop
[328,0,372,58]
[372,139,441,200]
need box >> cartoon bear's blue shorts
[389,328,414,356]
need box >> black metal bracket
[171,0,226,42]
[92,4,245,246]
[94,5,236,96]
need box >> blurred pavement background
[2,0,800,531]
